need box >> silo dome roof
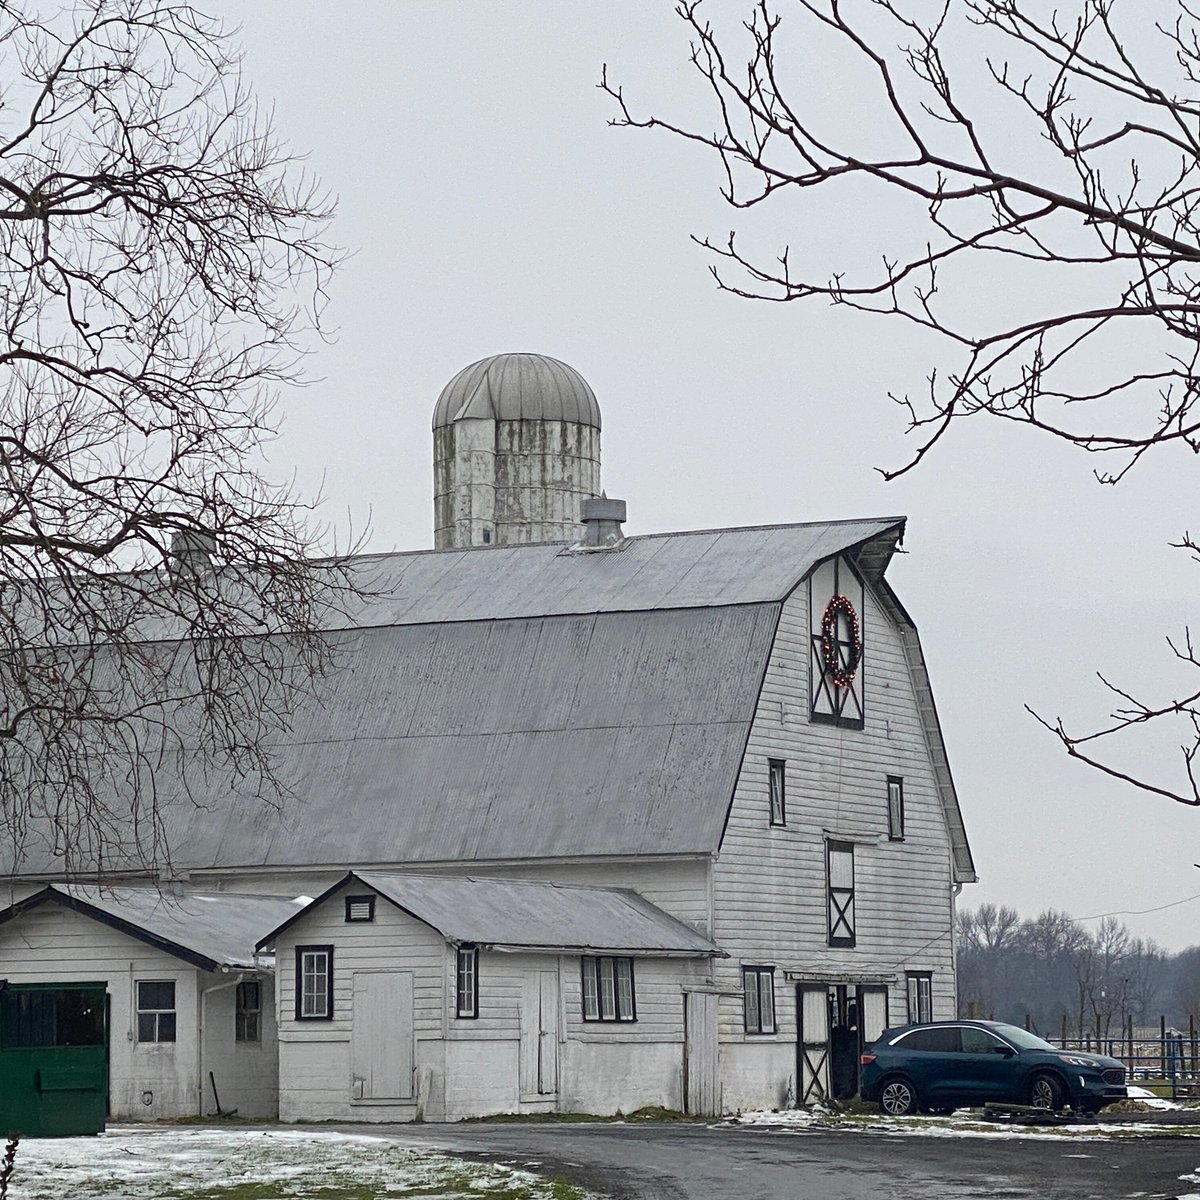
[432,353,601,430]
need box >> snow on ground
[734,1107,1200,1141]
[3,1126,578,1200]
[1127,1084,1183,1110]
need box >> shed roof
[0,884,303,970]
[259,871,721,956]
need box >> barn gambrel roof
[6,517,974,882]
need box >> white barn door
[684,991,720,1116]
[351,971,414,1100]
[860,987,888,1046]
[797,984,830,1106]
[520,970,559,1098]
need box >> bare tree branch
[604,0,1200,806]
[0,0,356,876]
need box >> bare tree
[0,1,350,876]
[603,0,1200,804]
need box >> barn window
[826,840,856,947]
[742,966,776,1035]
[1,987,104,1047]
[906,972,933,1023]
[136,980,177,1043]
[236,980,261,1042]
[887,776,905,841]
[344,895,375,923]
[768,759,786,826]
[581,956,636,1022]
[456,945,479,1019]
[296,945,334,1020]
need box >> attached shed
[258,872,724,1121]
[0,885,302,1121]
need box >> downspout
[198,970,243,1116]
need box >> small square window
[344,895,375,923]
[887,776,905,841]
[136,980,176,1043]
[768,759,786,826]
[743,966,776,1034]
[236,980,262,1043]
[296,945,334,1020]
[456,945,479,1019]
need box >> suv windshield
[990,1023,1055,1051]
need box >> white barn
[0,352,975,1120]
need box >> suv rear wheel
[879,1076,919,1116]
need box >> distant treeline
[956,904,1200,1037]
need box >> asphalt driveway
[365,1119,1200,1200]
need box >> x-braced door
[797,983,830,1105]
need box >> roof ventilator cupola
[169,528,216,582]
[580,496,626,550]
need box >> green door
[0,983,108,1136]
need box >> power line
[1075,891,1200,922]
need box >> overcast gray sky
[211,1,1200,950]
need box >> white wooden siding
[714,559,960,1106]
[0,903,276,1120]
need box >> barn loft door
[684,991,720,1116]
[797,984,830,1106]
[351,972,413,1101]
[520,970,559,1098]
[860,987,888,1046]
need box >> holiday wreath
[821,595,862,688]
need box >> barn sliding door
[797,984,830,1105]
[351,971,413,1101]
[520,971,559,1097]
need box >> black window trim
[344,894,376,923]
[905,970,933,1024]
[887,775,905,841]
[768,758,787,827]
[742,964,777,1035]
[581,955,637,1023]
[456,944,479,1020]
[295,943,335,1021]
[826,839,856,948]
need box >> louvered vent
[344,895,375,923]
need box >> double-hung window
[906,972,933,1023]
[296,945,334,1020]
[742,966,776,1034]
[581,956,636,1022]
[456,945,479,1018]
[887,776,905,840]
[768,759,786,826]
[236,980,261,1043]
[826,840,856,947]
[136,980,176,1043]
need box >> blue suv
[860,1020,1127,1115]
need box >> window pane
[829,847,854,888]
[599,958,616,1020]
[137,1012,157,1042]
[769,760,785,824]
[759,973,776,1034]
[615,958,634,1020]
[582,959,599,1019]
[158,1012,177,1043]
[138,981,174,1010]
[743,969,763,1033]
